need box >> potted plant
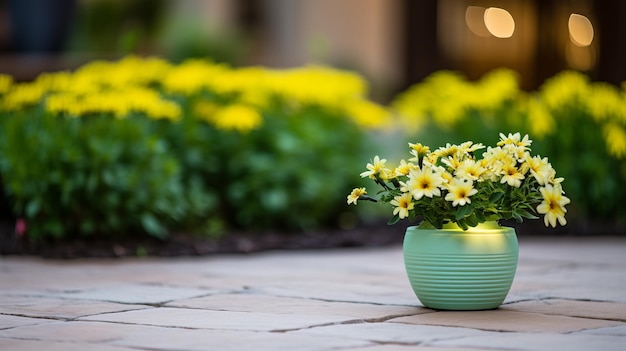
[347,132,570,310]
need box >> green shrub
[391,69,626,224]
[214,105,368,231]
[154,72,387,232]
[530,72,626,221]
[0,57,388,240]
[0,111,198,240]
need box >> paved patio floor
[1,235,625,351]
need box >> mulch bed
[0,220,407,259]
[0,218,623,259]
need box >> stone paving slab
[0,338,139,351]
[36,283,217,304]
[501,298,626,321]
[578,325,626,336]
[429,332,626,351]
[1,236,625,351]
[0,296,150,319]
[292,323,493,344]
[344,346,487,351]
[165,293,426,320]
[78,307,362,332]
[247,281,419,306]
[0,315,53,330]
[0,321,371,351]
[388,309,623,333]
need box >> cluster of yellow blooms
[392,69,519,131]
[349,133,570,229]
[3,58,624,158]
[0,56,391,132]
[537,71,626,158]
[392,69,626,160]
[0,74,13,95]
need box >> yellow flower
[347,187,367,205]
[524,154,554,185]
[394,159,413,176]
[193,100,219,123]
[455,159,486,181]
[441,155,462,171]
[526,96,555,137]
[440,169,455,184]
[586,83,625,122]
[482,146,510,164]
[408,142,430,160]
[360,156,390,179]
[162,59,229,95]
[458,141,485,154]
[343,100,392,130]
[211,105,263,133]
[537,184,570,227]
[431,143,460,161]
[603,123,626,158]
[0,74,13,94]
[379,168,397,181]
[1,82,46,110]
[500,161,525,188]
[391,192,415,219]
[391,69,519,132]
[265,65,366,108]
[445,178,478,207]
[539,70,589,110]
[402,166,443,200]
[498,132,532,149]
[44,87,181,121]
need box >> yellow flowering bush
[0,56,390,240]
[529,72,626,223]
[348,133,570,230]
[392,69,519,133]
[392,69,626,226]
[148,59,391,231]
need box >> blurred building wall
[251,0,404,99]
[1,0,625,92]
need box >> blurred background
[1,0,625,255]
[2,0,624,97]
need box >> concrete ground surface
[0,235,625,351]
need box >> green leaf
[457,219,469,231]
[431,216,444,229]
[455,204,473,220]
[489,191,505,203]
[465,213,479,227]
[140,213,166,238]
[517,209,539,219]
[475,210,486,222]
[387,214,401,225]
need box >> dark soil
[0,220,408,259]
[1,218,623,259]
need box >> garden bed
[0,220,406,258]
[1,218,623,259]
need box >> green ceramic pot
[403,221,518,310]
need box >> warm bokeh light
[484,7,515,38]
[568,13,594,47]
[465,6,491,37]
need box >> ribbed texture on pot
[402,223,518,310]
[404,252,517,310]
